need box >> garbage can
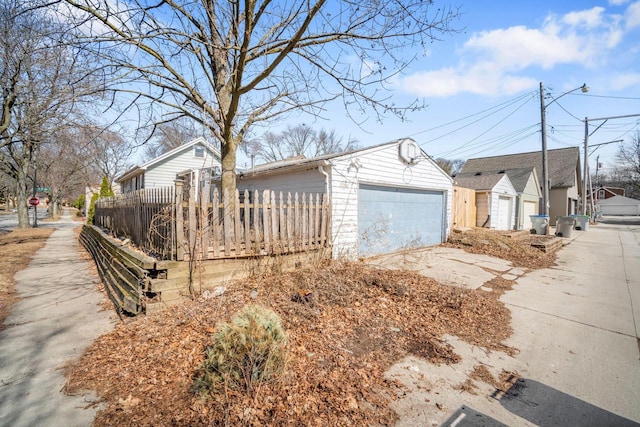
[571,214,589,231]
[555,216,575,238]
[529,215,549,235]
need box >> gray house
[462,147,581,225]
[236,138,454,258]
[117,137,221,193]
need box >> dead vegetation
[446,228,557,268]
[65,262,515,426]
[0,227,54,327]
[63,227,553,425]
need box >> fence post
[174,178,185,261]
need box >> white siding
[490,176,517,229]
[328,144,453,258]
[233,141,453,259]
[145,143,219,189]
[517,174,540,229]
[237,168,326,195]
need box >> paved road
[0,209,115,427]
[386,218,640,426]
[0,209,48,234]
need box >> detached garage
[453,172,518,230]
[597,195,640,216]
[236,138,453,258]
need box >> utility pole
[582,118,589,215]
[539,82,550,218]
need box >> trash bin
[571,214,589,231]
[555,216,575,238]
[529,215,549,235]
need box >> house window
[194,146,205,158]
[598,189,605,199]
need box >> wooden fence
[95,187,176,260]
[94,181,330,262]
[452,186,477,228]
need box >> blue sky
[273,0,640,176]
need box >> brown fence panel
[452,186,477,228]
[95,182,330,261]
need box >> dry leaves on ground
[66,260,515,426]
[446,228,557,269]
[0,227,54,327]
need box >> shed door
[358,184,445,256]
[522,201,537,230]
[496,196,513,230]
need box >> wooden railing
[94,181,330,261]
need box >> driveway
[378,221,640,426]
[0,209,115,427]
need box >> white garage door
[358,184,445,256]
[600,204,640,215]
[522,201,537,230]
[496,196,513,230]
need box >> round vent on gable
[398,139,419,165]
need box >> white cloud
[561,7,606,28]
[609,0,629,5]
[399,6,628,98]
[626,1,640,28]
[401,66,535,97]
[607,72,640,90]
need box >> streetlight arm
[543,84,589,109]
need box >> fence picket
[94,184,330,261]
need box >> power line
[408,91,536,143]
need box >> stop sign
[28,197,39,206]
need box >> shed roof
[462,147,580,189]
[453,172,512,191]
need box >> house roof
[462,147,580,189]
[596,195,640,205]
[117,137,220,183]
[239,138,452,182]
[453,172,512,191]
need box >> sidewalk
[0,209,115,427]
[386,221,640,426]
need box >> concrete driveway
[0,209,115,427]
[377,221,640,426]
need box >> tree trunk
[15,164,31,228]
[220,138,237,203]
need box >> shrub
[194,305,288,395]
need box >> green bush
[72,194,85,210]
[194,305,288,395]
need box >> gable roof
[453,172,513,192]
[117,137,220,183]
[240,138,452,182]
[462,147,580,189]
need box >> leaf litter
[65,228,555,426]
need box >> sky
[266,0,640,177]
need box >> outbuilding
[453,172,518,230]
[237,138,453,258]
[597,195,640,216]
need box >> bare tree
[244,124,358,163]
[614,132,640,198]
[58,0,460,197]
[80,124,133,186]
[143,117,203,161]
[435,158,465,176]
[1,0,104,227]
